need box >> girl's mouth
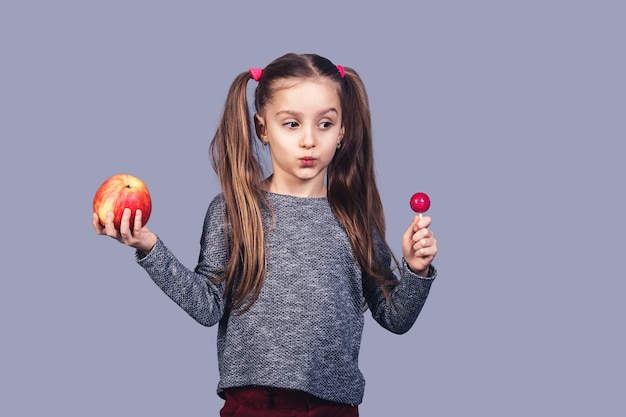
[300,157,315,166]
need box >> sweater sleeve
[362,237,436,335]
[135,195,229,327]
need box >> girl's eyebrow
[275,108,339,117]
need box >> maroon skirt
[220,386,359,417]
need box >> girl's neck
[261,176,327,198]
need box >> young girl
[93,53,438,416]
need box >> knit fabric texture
[137,192,435,405]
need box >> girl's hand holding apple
[92,208,157,255]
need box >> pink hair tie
[336,65,345,78]
[249,68,263,82]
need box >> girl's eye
[284,121,299,128]
[320,121,332,128]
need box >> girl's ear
[254,114,267,143]
[338,126,345,141]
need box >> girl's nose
[300,128,316,148]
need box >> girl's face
[255,77,344,197]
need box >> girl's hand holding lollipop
[403,192,437,276]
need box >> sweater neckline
[261,190,329,202]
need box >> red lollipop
[410,192,431,217]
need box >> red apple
[93,173,152,230]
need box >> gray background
[2,1,624,415]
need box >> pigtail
[210,72,267,313]
[328,67,400,301]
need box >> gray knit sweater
[137,192,435,405]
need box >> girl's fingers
[133,209,143,233]
[404,214,426,241]
[103,211,118,236]
[411,227,433,244]
[118,208,134,240]
[92,213,106,234]
[414,215,432,231]
[93,208,155,251]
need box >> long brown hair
[210,53,399,312]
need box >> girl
[93,53,438,416]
